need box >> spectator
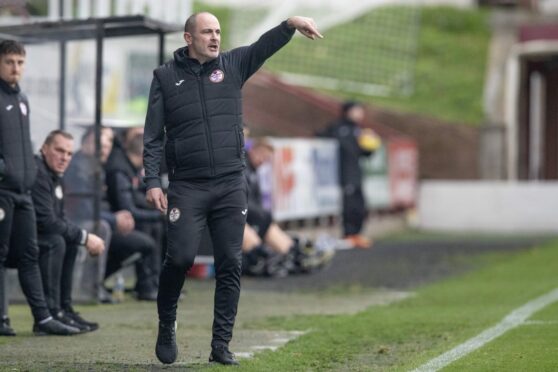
[243,138,334,276]
[106,128,164,227]
[64,126,113,302]
[65,126,159,302]
[321,101,381,249]
[106,126,145,182]
[32,130,105,332]
[106,130,165,281]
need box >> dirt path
[0,281,408,370]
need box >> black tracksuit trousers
[0,190,50,322]
[342,184,367,237]
[105,230,159,294]
[38,234,79,313]
[158,173,247,348]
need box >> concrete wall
[418,181,558,233]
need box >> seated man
[243,138,334,276]
[105,130,165,274]
[64,126,159,302]
[32,130,105,332]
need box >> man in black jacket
[321,101,381,249]
[107,129,165,237]
[65,126,159,302]
[106,130,164,287]
[32,130,105,332]
[0,40,80,336]
[144,12,322,365]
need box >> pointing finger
[305,25,323,39]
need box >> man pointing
[144,12,322,365]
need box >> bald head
[183,12,221,64]
[185,12,214,33]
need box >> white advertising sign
[267,138,341,221]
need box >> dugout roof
[0,15,181,42]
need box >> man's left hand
[287,16,323,40]
[85,233,105,256]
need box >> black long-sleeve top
[105,146,163,223]
[31,155,86,245]
[321,119,373,187]
[0,79,37,192]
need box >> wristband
[80,229,88,245]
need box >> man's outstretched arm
[233,16,323,84]
[287,16,323,40]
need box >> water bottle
[112,273,125,303]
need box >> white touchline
[411,287,558,372]
[235,331,308,360]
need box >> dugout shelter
[0,15,181,230]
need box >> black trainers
[289,238,334,274]
[53,310,90,333]
[64,307,99,332]
[0,316,16,336]
[33,317,81,336]
[155,321,177,364]
[209,345,239,365]
[265,251,290,278]
[242,246,268,276]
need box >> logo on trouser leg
[0,208,4,221]
[169,208,181,223]
[241,209,247,215]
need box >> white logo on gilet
[209,69,224,83]
[169,208,181,223]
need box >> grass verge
[222,239,558,371]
